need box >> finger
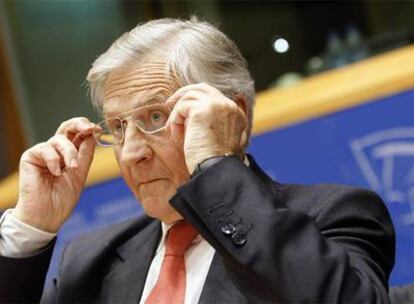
[166,97,195,129]
[166,90,207,125]
[26,143,63,176]
[76,136,96,178]
[56,117,96,138]
[72,126,100,148]
[166,97,201,144]
[56,117,98,150]
[48,135,79,168]
[165,83,210,108]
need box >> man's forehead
[103,88,168,113]
[102,61,180,115]
[105,61,169,84]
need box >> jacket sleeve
[170,156,395,303]
[0,240,55,303]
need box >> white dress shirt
[0,209,56,257]
[0,210,215,304]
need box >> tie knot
[165,221,198,256]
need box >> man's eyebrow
[103,97,167,119]
[132,97,166,109]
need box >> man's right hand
[12,118,97,233]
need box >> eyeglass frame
[93,102,174,147]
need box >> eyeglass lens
[94,103,171,147]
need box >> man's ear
[234,94,248,117]
[234,94,249,149]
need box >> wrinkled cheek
[169,143,189,177]
[118,163,136,194]
[155,137,189,182]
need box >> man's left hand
[166,83,247,174]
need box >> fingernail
[70,159,79,168]
[82,122,93,129]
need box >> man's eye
[151,111,163,122]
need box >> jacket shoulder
[64,215,156,256]
[74,214,154,244]
[276,182,387,218]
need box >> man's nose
[120,123,153,166]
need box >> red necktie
[145,221,198,304]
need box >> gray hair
[87,17,255,142]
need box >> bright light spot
[273,38,289,53]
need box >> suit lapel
[199,253,247,304]
[99,219,161,303]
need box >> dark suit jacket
[0,156,395,303]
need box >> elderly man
[0,18,394,303]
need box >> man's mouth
[138,178,163,186]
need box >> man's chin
[139,197,182,223]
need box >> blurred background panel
[1,0,128,147]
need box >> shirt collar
[155,221,203,255]
[243,154,250,167]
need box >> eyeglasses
[93,103,172,147]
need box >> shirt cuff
[0,209,56,258]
